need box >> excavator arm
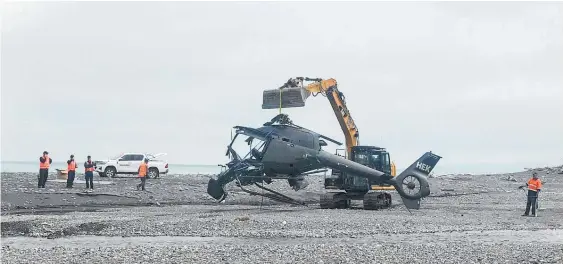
[296,77,359,157]
[262,77,396,176]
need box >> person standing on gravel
[84,155,96,191]
[136,158,148,191]
[38,151,52,188]
[519,172,542,217]
[66,154,77,188]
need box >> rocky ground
[1,169,562,264]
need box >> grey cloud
[2,1,562,174]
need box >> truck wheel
[148,168,159,179]
[104,167,117,178]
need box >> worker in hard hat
[519,172,542,217]
[66,154,77,188]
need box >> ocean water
[0,161,222,175]
[0,161,547,176]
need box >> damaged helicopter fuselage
[207,114,440,206]
[207,120,332,202]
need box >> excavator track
[363,192,392,210]
[320,193,350,209]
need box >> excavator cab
[350,146,392,175]
[324,146,396,192]
[350,146,395,191]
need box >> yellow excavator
[262,77,397,209]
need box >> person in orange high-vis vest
[519,172,542,217]
[84,155,96,190]
[66,154,77,188]
[38,151,52,188]
[137,158,148,191]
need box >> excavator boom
[262,77,359,156]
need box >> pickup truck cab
[95,153,169,179]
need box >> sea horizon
[1,160,558,176]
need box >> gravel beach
[2,169,562,264]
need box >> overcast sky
[2,1,562,174]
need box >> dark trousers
[524,190,538,215]
[137,176,146,190]
[85,171,94,189]
[66,171,76,188]
[38,169,49,188]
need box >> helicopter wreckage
[207,114,442,209]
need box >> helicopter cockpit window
[229,132,267,160]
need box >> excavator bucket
[262,87,311,109]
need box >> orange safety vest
[138,163,147,177]
[527,178,542,192]
[85,161,95,172]
[40,156,50,169]
[68,161,76,171]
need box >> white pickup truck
[95,153,169,179]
